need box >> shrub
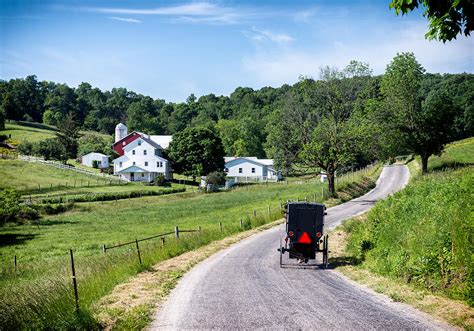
[0,189,21,224]
[36,203,75,215]
[206,171,226,186]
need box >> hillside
[342,138,474,310]
[3,122,56,144]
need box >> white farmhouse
[81,152,109,168]
[224,157,280,182]
[113,136,170,182]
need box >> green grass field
[0,159,122,194]
[0,164,380,329]
[2,123,56,144]
[343,137,474,307]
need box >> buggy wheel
[323,235,329,269]
[279,237,283,268]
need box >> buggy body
[278,202,328,267]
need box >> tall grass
[344,167,473,306]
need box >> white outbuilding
[224,157,281,182]
[81,152,109,168]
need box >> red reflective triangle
[298,232,312,244]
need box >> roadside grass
[427,137,474,172]
[0,165,380,329]
[2,123,56,144]
[330,223,474,330]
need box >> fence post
[14,255,17,273]
[305,196,307,202]
[175,226,179,239]
[313,193,316,202]
[88,181,90,187]
[38,184,41,192]
[268,205,271,214]
[219,222,223,232]
[240,218,243,228]
[69,249,79,312]
[198,225,201,232]
[102,245,106,254]
[161,237,165,247]
[135,239,142,265]
[253,210,256,217]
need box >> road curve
[152,165,449,330]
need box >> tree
[78,132,113,156]
[390,0,474,42]
[381,52,457,174]
[34,138,67,161]
[0,104,5,130]
[168,126,225,180]
[56,112,81,161]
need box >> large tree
[168,126,225,180]
[56,112,81,162]
[381,52,457,174]
[390,0,474,42]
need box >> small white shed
[82,152,109,168]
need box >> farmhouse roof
[150,135,173,149]
[83,152,108,158]
[224,157,274,167]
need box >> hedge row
[38,187,186,204]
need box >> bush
[206,171,226,186]
[38,187,185,204]
[36,203,75,215]
[0,189,21,224]
[18,206,40,220]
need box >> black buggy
[278,202,329,268]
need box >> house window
[141,173,144,177]
[239,168,243,173]
[145,161,148,166]
[119,162,122,167]
[155,149,160,156]
[157,161,163,167]
[251,168,255,173]
[133,161,136,166]
[144,150,147,155]
[138,140,142,146]
[132,150,135,155]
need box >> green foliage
[0,105,5,130]
[56,112,80,160]
[42,108,61,126]
[381,52,458,174]
[345,168,473,305]
[0,189,21,224]
[78,132,113,157]
[390,0,473,42]
[168,126,225,177]
[206,171,226,186]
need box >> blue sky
[1,0,473,102]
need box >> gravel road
[152,165,450,330]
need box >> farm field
[0,159,122,194]
[426,136,474,171]
[2,122,56,143]
[0,165,380,329]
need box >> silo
[115,123,128,142]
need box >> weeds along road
[152,165,449,330]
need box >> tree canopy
[390,0,474,41]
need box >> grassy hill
[2,122,56,144]
[343,137,474,309]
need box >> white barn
[113,136,170,182]
[81,152,109,168]
[224,157,280,181]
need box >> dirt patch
[94,219,284,330]
[329,222,474,330]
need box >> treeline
[0,55,472,182]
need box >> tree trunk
[421,154,429,175]
[327,170,336,197]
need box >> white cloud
[244,27,294,44]
[242,22,473,87]
[82,2,243,25]
[108,17,142,23]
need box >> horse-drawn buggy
[278,202,329,268]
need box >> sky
[1,0,473,102]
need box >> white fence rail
[18,155,125,182]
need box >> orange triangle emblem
[298,232,312,244]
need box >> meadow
[2,122,56,144]
[343,137,474,306]
[0,165,380,329]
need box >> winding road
[152,165,449,330]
